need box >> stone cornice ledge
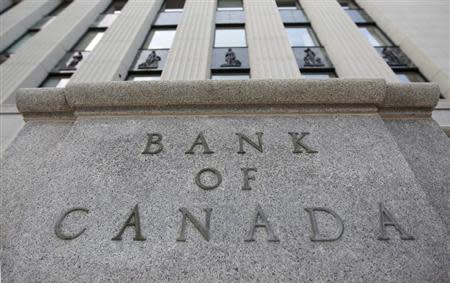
[15,79,440,119]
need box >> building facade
[1,0,449,281]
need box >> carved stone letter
[185,133,214,154]
[245,204,279,242]
[288,132,318,154]
[304,207,344,242]
[142,133,163,155]
[241,168,257,190]
[237,133,263,154]
[112,204,146,241]
[55,207,89,240]
[195,168,222,190]
[177,208,212,242]
[378,202,414,240]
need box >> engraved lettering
[142,133,163,154]
[237,133,263,154]
[241,168,257,190]
[378,202,414,240]
[185,133,214,154]
[288,132,318,154]
[304,207,344,242]
[245,204,279,242]
[177,207,212,241]
[112,204,146,241]
[55,207,89,240]
[195,168,222,190]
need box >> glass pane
[31,16,55,30]
[164,0,186,11]
[396,72,426,83]
[217,0,243,10]
[276,0,298,9]
[103,0,127,14]
[74,31,105,51]
[6,31,38,53]
[143,29,176,49]
[359,26,391,47]
[345,10,372,23]
[93,14,118,28]
[286,27,318,47]
[211,74,250,80]
[337,0,358,9]
[41,76,72,88]
[214,28,247,47]
[48,1,71,16]
[302,73,337,79]
[127,74,161,81]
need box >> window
[286,27,319,47]
[143,29,176,49]
[214,28,247,47]
[127,74,161,81]
[396,72,427,83]
[302,72,337,79]
[3,31,37,54]
[211,73,250,80]
[74,31,105,52]
[217,0,243,11]
[359,26,391,47]
[103,0,127,14]
[162,0,185,12]
[40,75,71,88]
[337,0,358,10]
[276,0,299,9]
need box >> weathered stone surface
[1,115,448,281]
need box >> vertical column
[161,0,216,81]
[299,0,398,82]
[0,0,60,51]
[69,0,164,84]
[243,0,300,79]
[0,0,110,105]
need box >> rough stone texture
[161,0,216,80]
[243,0,301,79]
[384,118,450,233]
[1,115,449,281]
[69,0,164,84]
[0,0,59,51]
[357,0,450,98]
[0,0,110,106]
[300,0,399,82]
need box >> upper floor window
[337,0,359,10]
[214,27,247,47]
[276,0,299,9]
[103,0,127,14]
[143,29,176,49]
[396,72,427,83]
[286,27,319,47]
[217,0,243,11]
[74,30,105,52]
[359,26,392,47]
[162,0,185,12]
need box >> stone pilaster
[161,0,216,80]
[69,0,164,84]
[243,0,300,79]
[299,0,398,82]
[0,0,60,51]
[0,0,110,106]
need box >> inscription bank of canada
[55,132,415,243]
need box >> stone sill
[15,79,440,120]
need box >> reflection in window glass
[104,0,127,14]
[359,26,391,47]
[302,72,337,79]
[337,0,358,9]
[211,74,250,80]
[217,0,243,10]
[144,29,176,49]
[396,72,426,83]
[41,75,72,88]
[214,28,247,47]
[5,31,38,54]
[164,0,186,11]
[276,0,298,9]
[74,31,105,51]
[127,74,161,81]
[286,27,318,47]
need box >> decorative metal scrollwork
[382,47,407,66]
[303,48,324,67]
[138,50,161,69]
[220,48,241,67]
[66,51,83,70]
